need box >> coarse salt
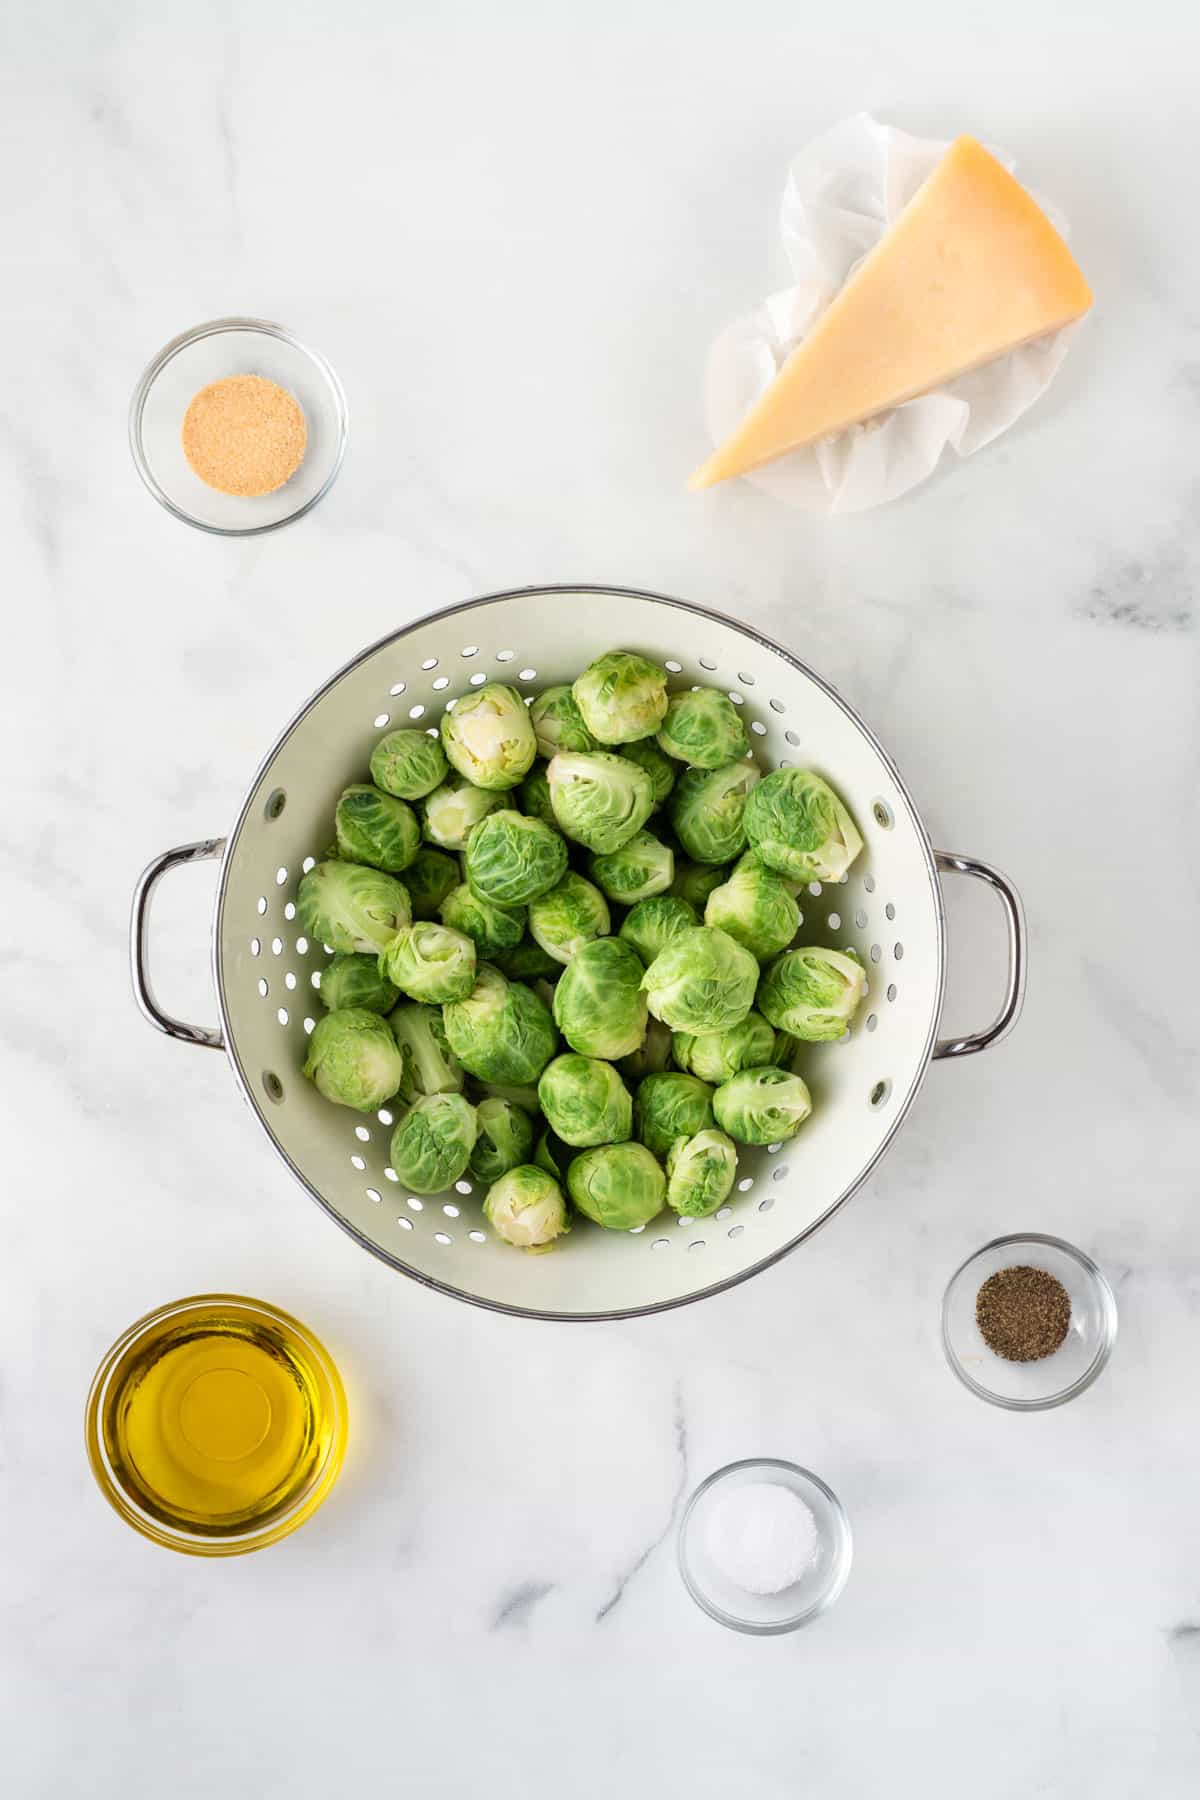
[703,1480,818,1595]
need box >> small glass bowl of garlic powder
[677,1459,852,1633]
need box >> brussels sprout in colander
[527,872,610,967]
[743,769,863,883]
[589,830,674,906]
[537,1053,632,1148]
[440,683,537,790]
[369,728,448,801]
[712,1066,813,1145]
[528,685,598,758]
[618,895,698,967]
[552,938,648,1060]
[334,785,421,872]
[317,953,400,1015]
[672,1011,777,1085]
[302,1008,406,1112]
[438,883,526,959]
[665,1128,738,1218]
[379,921,477,1004]
[546,751,655,855]
[297,861,412,955]
[656,688,749,769]
[517,764,556,825]
[483,1165,570,1251]
[388,1001,464,1103]
[567,1141,666,1231]
[442,964,558,1085]
[669,858,729,911]
[640,926,758,1034]
[464,809,569,907]
[704,851,799,962]
[757,946,867,1041]
[388,1092,478,1194]
[633,1071,715,1160]
[669,762,760,865]
[620,738,678,809]
[469,1096,536,1184]
[422,776,503,852]
[572,651,669,745]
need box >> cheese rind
[690,136,1093,490]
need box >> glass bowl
[941,1233,1118,1410]
[677,1459,852,1634]
[129,318,348,534]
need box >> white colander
[131,586,1024,1321]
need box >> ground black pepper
[975,1265,1071,1362]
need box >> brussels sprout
[528,685,598,758]
[572,651,669,745]
[389,1091,478,1193]
[704,851,800,961]
[619,894,698,966]
[303,1008,406,1112]
[552,938,648,1059]
[334,784,421,872]
[589,830,674,906]
[771,1032,805,1073]
[439,883,525,957]
[669,762,760,864]
[388,1001,464,1103]
[317,953,400,1015]
[618,1016,674,1080]
[443,964,558,1084]
[517,765,556,825]
[666,1128,738,1217]
[634,1071,715,1160]
[483,1165,570,1251]
[401,847,461,919]
[528,872,611,965]
[656,689,750,769]
[538,1053,633,1147]
[469,1078,542,1113]
[440,684,537,790]
[743,769,863,882]
[469,1096,536,1183]
[568,1141,666,1230]
[297,861,412,955]
[757,946,867,1040]
[464,809,568,907]
[379,921,477,1003]
[493,936,563,982]
[620,739,678,808]
[533,1127,572,1180]
[546,751,654,853]
[712,1066,813,1144]
[673,1011,777,1084]
[369,728,448,801]
[669,859,729,910]
[422,777,503,851]
[640,926,758,1033]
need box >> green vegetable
[528,872,611,965]
[464,809,568,907]
[572,651,668,745]
[440,684,537,790]
[552,937,648,1059]
[669,859,729,910]
[297,861,412,955]
[517,765,556,825]
[757,946,867,1040]
[469,1096,536,1183]
[317,953,400,1015]
[528,685,598,757]
[369,728,448,800]
[666,1129,738,1217]
[656,689,749,769]
[389,1092,478,1193]
[302,1008,406,1112]
[640,926,758,1033]
[546,751,654,853]
[713,1066,812,1144]
[483,1165,570,1250]
[673,1012,777,1084]
[401,848,460,919]
[743,769,863,882]
[634,1071,715,1160]
[439,883,526,957]
[492,936,563,983]
[422,777,503,851]
[620,739,678,808]
[618,1016,674,1080]
[619,895,698,966]
[704,851,799,961]
[388,1001,464,1103]
[568,1142,666,1230]
[589,830,674,905]
[669,762,760,864]
[443,964,558,1084]
[468,1079,541,1113]
[334,785,421,871]
[538,1053,632,1147]
[533,1127,572,1180]
[379,921,477,1002]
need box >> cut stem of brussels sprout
[528,872,611,965]
[589,830,674,906]
[303,1008,406,1112]
[712,1066,813,1145]
[440,684,537,791]
[572,651,669,745]
[483,1164,571,1250]
[704,851,800,961]
[546,751,655,854]
[669,761,760,865]
[297,861,412,955]
[552,937,648,1059]
[422,777,503,851]
[567,1141,666,1230]
[378,921,477,1003]
[656,688,750,769]
[666,1128,738,1217]
[634,1071,716,1160]
[538,1053,633,1147]
[389,1092,478,1194]
[370,728,449,801]
[743,768,863,883]
[464,809,569,907]
[757,945,868,1040]
[640,926,759,1033]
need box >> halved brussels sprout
[620,739,678,808]
[704,851,799,961]
[369,728,448,801]
[656,689,749,769]
[334,785,421,871]
[618,1016,675,1080]
[552,937,648,1059]
[673,1011,777,1084]
[743,769,863,882]
[469,1096,536,1183]
[379,921,477,1003]
[389,1091,478,1193]
[443,964,558,1084]
[757,946,867,1040]
[317,953,400,1015]
[528,872,611,965]
[712,1066,813,1144]
[546,751,654,854]
[440,684,537,790]
[634,1071,715,1159]
[297,861,412,955]
[401,847,461,919]
[619,895,698,966]
[666,1128,738,1217]
[517,765,556,825]
[422,777,503,851]
[492,936,563,983]
[538,1053,633,1147]
[528,685,598,758]
[589,830,674,906]
[389,1001,464,1105]
[669,762,760,864]
[483,1165,570,1250]
[669,859,729,910]
[572,651,669,745]
[640,926,758,1033]
[439,883,526,958]
[302,1008,406,1112]
[567,1141,666,1230]
[464,808,569,907]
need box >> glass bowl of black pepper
[941,1233,1118,1410]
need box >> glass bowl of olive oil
[85,1295,348,1555]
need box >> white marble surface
[4,2,1200,1794]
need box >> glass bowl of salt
[677,1459,852,1634]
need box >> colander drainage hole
[257,896,268,915]
[758,1196,775,1214]
[785,729,800,747]
[354,1125,370,1142]
[827,912,841,930]
[443,1203,460,1218]
[728,1225,744,1239]
[870,944,882,963]
[651,1237,670,1250]
[264,789,286,821]
[257,979,268,997]
[867,1013,878,1032]
[468,1230,486,1243]
[366,1188,382,1204]
[737,1177,754,1192]
[870,1079,892,1109]
[250,938,260,956]
[397,1216,413,1231]
[408,703,425,720]
[434,1232,453,1246]
[422,657,439,671]
[772,1164,789,1182]
[389,681,407,696]
[872,800,895,829]
[855,909,867,929]
[350,1154,365,1170]
[374,713,390,729]
[887,983,897,1002]
[699,657,717,671]
[262,1072,284,1104]
[275,866,288,886]
[284,901,296,921]
[406,1195,423,1211]
[377,1108,394,1126]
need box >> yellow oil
[97,1302,343,1540]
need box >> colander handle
[932,851,1026,1060]
[131,839,226,1050]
